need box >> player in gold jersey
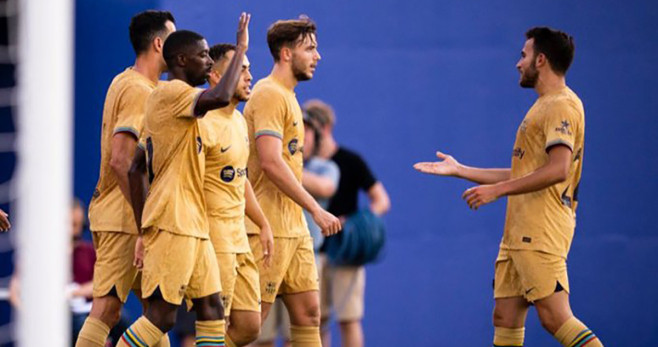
[415,27,603,347]
[200,43,273,346]
[243,17,341,347]
[77,10,175,347]
[116,14,252,347]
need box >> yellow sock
[75,317,110,347]
[290,325,321,347]
[494,326,525,346]
[152,333,171,347]
[196,319,226,346]
[225,335,238,347]
[554,317,603,347]
[116,316,165,347]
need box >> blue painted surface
[2,0,656,346]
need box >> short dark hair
[209,43,236,63]
[129,10,175,55]
[163,30,205,67]
[267,16,317,61]
[525,27,575,75]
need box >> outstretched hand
[413,151,460,176]
[236,12,251,50]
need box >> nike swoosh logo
[220,146,231,153]
[525,287,535,295]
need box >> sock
[152,333,170,347]
[225,335,238,347]
[290,325,321,347]
[554,317,603,347]
[196,319,226,346]
[116,316,165,347]
[75,317,111,347]
[493,326,525,346]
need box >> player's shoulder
[111,68,155,94]
[251,77,286,98]
[548,88,584,116]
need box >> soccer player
[414,27,603,347]
[78,10,175,347]
[304,99,390,347]
[200,42,273,346]
[243,17,341,347]
[118,14,251,347]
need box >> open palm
[413,151,460,176]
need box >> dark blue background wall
[69,0,658,346]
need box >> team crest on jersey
[288,138,299,155]
[512,147,525,159]
[554,120,572,136]
[265,282,277,295]
[221,166,236,182]
[520,119,529,132]
[196,136,203,154]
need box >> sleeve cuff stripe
[255,130,283,139]
[545,139,574,151]
[113,127,139,138]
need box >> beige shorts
[254,298,291,343]
[248,235,319,303]
[216,251,261,315]
[91,231,140,303]
[141,228,221,305]
[319,255,366,321]
[494,248,570,303]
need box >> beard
[236,93,249,102]
[519,61,539,88]
[291,57,312,82]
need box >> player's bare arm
[244,179,274,267]
[302,170,337,198]
[194,13,250,115]
[109,132,139,202]
[127,146,148,268]
[414,150,511,184]
[463,145,572,210]
[367,182,391,216]
[0,208,10,232]
[256,135,341,236]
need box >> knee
[492,306,507,327]
[303,302,321,326]
[230,320,261,345]
[196,296,225,321]
[142,311,175,333]
[90,298,122,328]
[537,310,562,334]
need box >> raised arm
[463,145,572,209]
[414,151,511,184]
[194,13,250,115]
[256,135,341,236]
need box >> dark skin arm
[194,13,250,115]
[128,146,148,268]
